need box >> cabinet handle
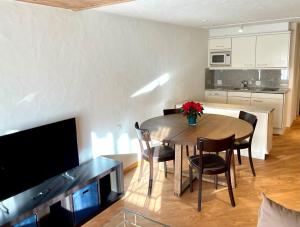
[253,100,263,103]
[216,45,224,48]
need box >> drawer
[228,91,251,98]
[228,97,251,105]
[14,215,37,227]
[205,90,227,96]
[73,182,100,225]
[251,93,284,100]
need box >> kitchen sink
[231,87,250,91]
[260,88,279,91]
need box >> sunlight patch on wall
[17,92,38,106]
[91,132,141,157]
[131,73,170,98]
[117,133,130,154]
[91,132,114,158]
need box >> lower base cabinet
[72,182,100,226]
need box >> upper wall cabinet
[209,38,231,51]
[232,36,256,68]
[256,33,290,68]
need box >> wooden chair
[234,111,257,176]
[189,135,236,211]
[163,108,196,156]
[135,122,175,196]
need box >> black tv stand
[0,156,124,227]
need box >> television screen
[0,118,79,201]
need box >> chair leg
[237,149,242,165]
[225,171,235,207]
[138,159,144,182]
[214,175,218,190]
[164,162,167,178]
[198,171,203,212]
[189,165,193,192]
[248,147,256,176]
[186,145,189,157]
[148,160,153,196]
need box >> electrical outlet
[256,81,261,86]
[217,80,222,85]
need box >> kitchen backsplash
[205,69,289,89]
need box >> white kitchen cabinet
[232,36,256,68]
[227,92,251,105]
[251,93,284,128]
[227,96,251,105]
[256,33,290,68]
[209,38,231,51]
[205,90,227,103]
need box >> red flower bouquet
[181,101,204,125]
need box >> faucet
[241,80,248,89]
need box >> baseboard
[123,161,138,174]
[273,127,286,135]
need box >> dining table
[141,113,253,197]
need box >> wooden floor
[85,118,300,227]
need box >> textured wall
[0,1,208,166]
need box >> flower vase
[187,115,197,126]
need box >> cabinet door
[205,91,227,104]
[256,33,290,68]
[251,96,283,128]
[209,38,231,51]
[227,97,251,105]
[232,36,256,68]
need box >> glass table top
[103,208,169,227]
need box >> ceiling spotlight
[238,25,244,33]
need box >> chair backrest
[163,108,181,115]
[134,122,151,153]
[197,135,235,170]
[239,111,257,143]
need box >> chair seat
[234,139,250,149]
[189,154,226,175]
[142,145,175,162]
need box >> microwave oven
[210,52,231,66]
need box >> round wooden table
[141,113,253,196]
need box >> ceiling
[97,0,300,28]
[16,0,132,11]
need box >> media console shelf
[0,156,124,227]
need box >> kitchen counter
[175,101,273,160]
[202,102,274,114]
[205,87,289,94]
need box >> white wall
[0,1,208,167]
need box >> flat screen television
[0,118,79,201]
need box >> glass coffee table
[103,208,169,227]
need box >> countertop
[205,87,290,94]
[176,101,274,113]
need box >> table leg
[174,144,183,197]
[230,153,236,188]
